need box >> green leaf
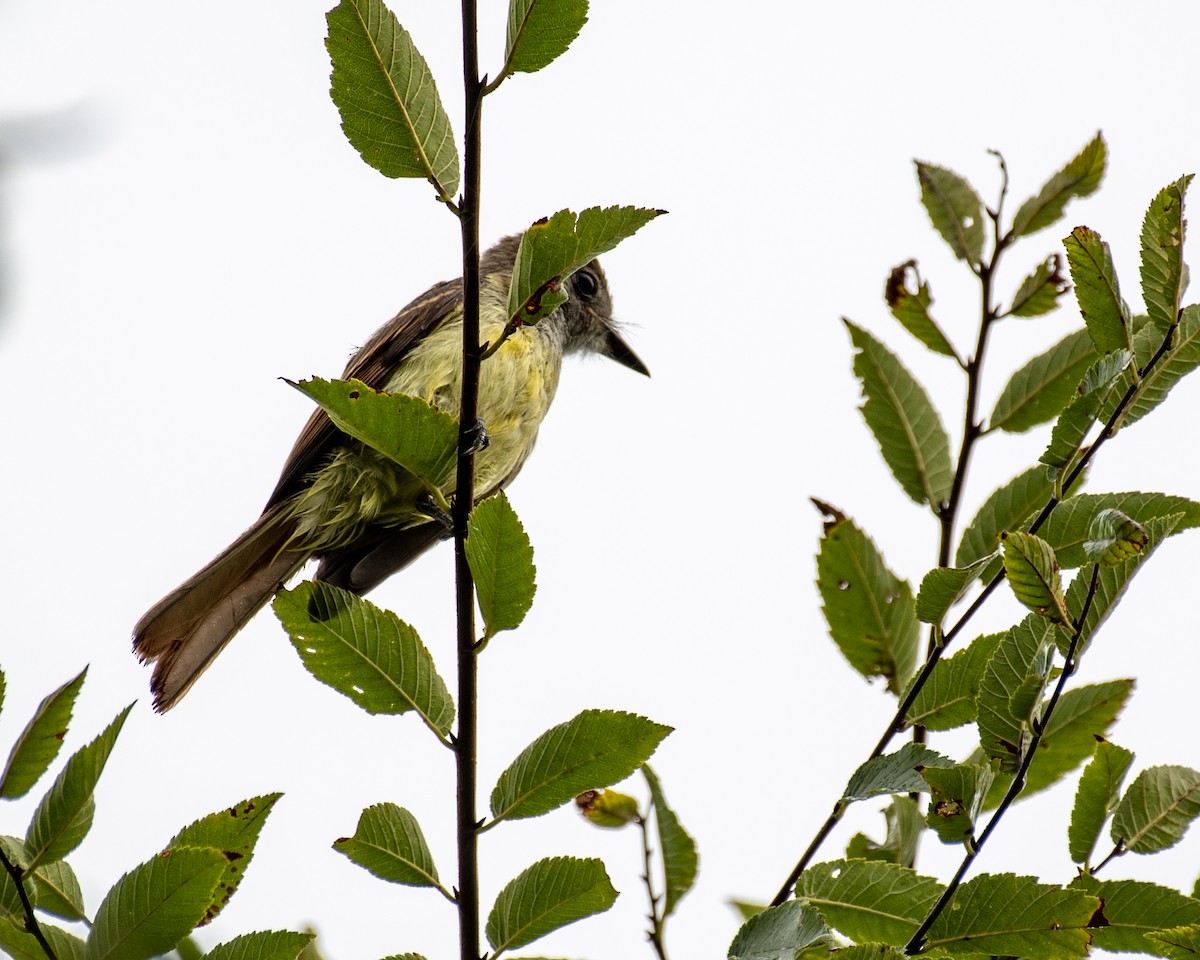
[795,859,941,946]
[466,492,536,637]
[1038,491,1200,568]
[642,766,698,918]
[883,261,957,358]
[1039,349,1132,478]
[333,803,440,889]
[1150,924,1200,958]
[0,837,29,922]
[1068,740,1134,865]
[988,328,1097,433]
[1083,508,1148,565]
[29,858,86,922]
[1141,176,1191,331]
[0,668,86,799]
[981,679,1133,810]
[485,857,616,952]
[1064,226,1131,353]
[167,795,280,925]
[922,763,993,844]
[976,615,1059,772]
[914,560,990,627]
[1071,875,1200,956]
[728,900,830,960]
[1010,133,1107,238]
[274,581,454,736]
[904,633,1002,732]
[287,378,458,491]
[1112,765,1200,854]
[844,321,953,509]
[502,0,588,78]
[1107,304,1200,430]
[842,742,954,801]
[1006,254,1071,318]
[845,797,924,867]
[999,531,1069,623]
[956,467,1056,568]
[915,162,985,263]
[86,846,228,960]
[489,710,671,823]
[202,931,316,960]
[326,0,459,197]
[815,512,918,693]
[0,918,86,960]
[923,873,1099,959]
[508,206,663,327]
[832,947,908,960]
[25,705,132,871]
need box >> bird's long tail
[133,504,308,712]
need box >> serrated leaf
[1069,740,1134,865]
[326,0,459,197]
[25,705,132,871]
[1150,924,1200,958]
[1106,304,1200,431]
[1039,349,1132,477]
[989,328,1097,433]
[502,0,588,77]
[1071,875,1200,956]
[915,162,985,263]
[0,668,86,799]
[202,931,316,960]
[1141,176,1191,331]
[333,803,439,889]
[923,763,994,844]
[507,206,662,328]
[168,795,280,925]
[485,857,616,952]
[1010,133,1107,238]
[904,633,1003,732]
[728,900,830,960]
[999,531,1069,623]
[30,858,86,922]
[1083,508,1148,565]
[466,492,536,637]
[843,743,954,801]
[795,859,941,946]
[1006,254,1071,317]
[914,560,989,627]
[981,679,1133,810]
[1065,226,1131,353]
[1038,492,1200,567]
[844,321,953,508]
[976,615,1059,772]
[0,837,29,922]
[923,873,1098,959]
[815,513,918,693]
[956,467,1057,568]
[490,710,671,823]
[0,918,86,960]
[642,766,697,918]
[87,846,228,960]
[274,581,454,735]
[883,261,957,358]
[1112,765,1200,854]
[845,797,924,866]
[287,378,458,491]
[833,947,908,960]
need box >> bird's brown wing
[264,277,463,509]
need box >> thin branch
[639,816,669,960]
[1091,840,1126,875]
[905,564,1104,955]
[0,847,58,960]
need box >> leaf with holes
[915,162,985,262]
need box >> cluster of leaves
[0,668,307,960]
[729,137,1200,958]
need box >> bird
[133,233,648,711]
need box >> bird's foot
[416,493,455,538]
[460,418,490,456]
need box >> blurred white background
[2,1,1200,956]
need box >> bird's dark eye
[574,268,599,300]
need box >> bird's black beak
[604,327,650,377]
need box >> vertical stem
[639,817,669,960]
[455,2,483,959]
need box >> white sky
[3,1,1200,957]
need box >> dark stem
[638,816,669,960]
[454,1,484,958]
[1091,840,1126,875]
[904,564,1103,955]
[0,847,57,960]
[770,803,846,906]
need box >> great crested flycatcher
[133,233,648,710]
